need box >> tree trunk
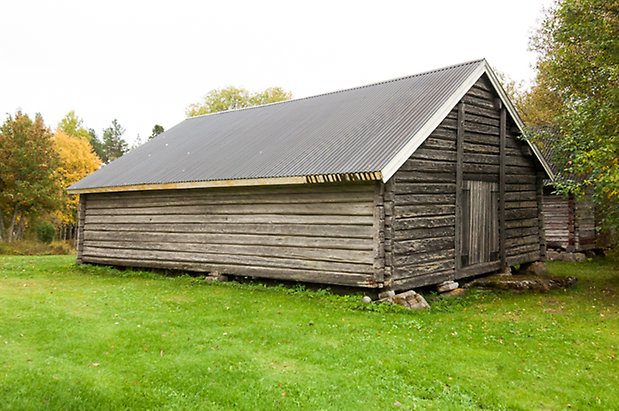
[16,217,26,240]
[0,214,5,241]
[7,205,20,242]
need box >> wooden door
[460,180,499,267]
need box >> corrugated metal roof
[70,59,502,191]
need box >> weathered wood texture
[76,195,86,264]
[81,183,381,287]
[501,95,542,266]
[389,75,543,290]
[499,105,507,269]
[542,193,571,250]
[460,180,499,266]
[391,106,458,290]
[575,198,596,251]
[542,189,596,252]
[468,76,542,267]
[78,75,546,291]
[537,173,547,260]
[373,182,386,284]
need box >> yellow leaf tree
[53,131,101,229]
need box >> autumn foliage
[527,0,619,230]
[53,131,101,226]
[0,112,60,241]
[0,111,102,242]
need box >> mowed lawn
[0,256,617,410]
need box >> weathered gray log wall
[386,105,458,290]
[543,193,572,250]
[575,199,596,251]
[503,127,544,266]
[543,191,596,251]
[80,183,382,287]
[76,75,546,291]
[387,75,543,290]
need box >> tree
[131,134,143,150]
[101,119,129,163]
[57,111,90,140]
[492,68,525,108]
[58,111,105,158]
[518,71,564,131]
[530,0,619,230]
[52,131,100,229]
[186,86,292,117]
[149,124,164,140]
[0,112,60,241]
[250,87,293,106]
[88,128,106,161]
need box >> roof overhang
[380,60,555,182]
[67,171,382,194]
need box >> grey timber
[71,60,552,289]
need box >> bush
[35,222,56,244]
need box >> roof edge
[381,60,487,181]
[185,59,487,121]
[482,61,555,180]
[67,171,383,194]
[380,60,555,182]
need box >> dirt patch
[465,274,577,292]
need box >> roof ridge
[185,58,486,120]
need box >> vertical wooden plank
[461,185,470,266]
[383,179,395,287]
[76,194,87,264]
[373,182,385,285]
[491,184,499,259]
[536,172,546,260]
[454,101,465,273]
[499,106,507,270]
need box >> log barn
[69,59,553,291]
[535,137,598,253]
[542,189,597,253]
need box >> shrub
[0,240,75,256]
[35,222,56,244]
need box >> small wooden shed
[532,133,598,252]
[69,59,553,291]
[542,189,597,252]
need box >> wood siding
[460,180,499,266]
[79,183,381,287]
[575,199,596,251]
[387,105,458,290]
[76,75,546,291]
[388,75,543,290]
[543,190,596,251]
[543,193,572,250]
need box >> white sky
[1,0,551,145]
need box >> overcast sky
[1,0,552,145]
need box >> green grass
[0,240,75,256]
[0,256,617,410]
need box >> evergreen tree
[101,119,129,163]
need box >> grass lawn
[0,256,617,410]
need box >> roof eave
[481,61,555,181]
[380,61,488,182]
[67,171,383,194]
